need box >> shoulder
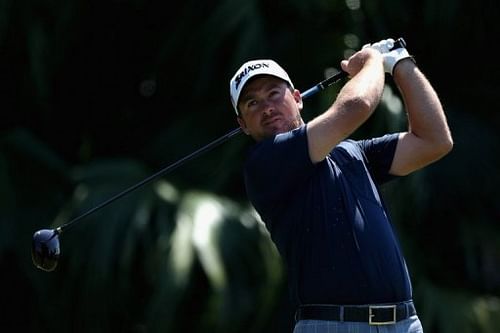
[246,125,309,165]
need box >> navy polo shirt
[244,125,412,306]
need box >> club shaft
[58,127,243,233]
[301,71,348,99]
[56,37,407,233]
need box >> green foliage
[417,279,500,333]
[0,0,499,332]
[1,129,284,332]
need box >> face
[237,76,304,141]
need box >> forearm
[394,60,453,149]
[307,51,385,163]
[337,60,385,115]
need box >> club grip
[392,37,406,50]
[300,37,407,99]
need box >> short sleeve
[356,133,400,184]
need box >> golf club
[32,38,406,272]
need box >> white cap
[229,59,294,115]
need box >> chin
[268,127,286,136]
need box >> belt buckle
[368,305,396,325]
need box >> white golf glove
[363,38,413,75]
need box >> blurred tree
[0,0,498,332]
[0,129,284,332]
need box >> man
[229,38,452,332]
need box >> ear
[293,89,303,111]
[237,116,251,135]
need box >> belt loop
[339,305,344,322]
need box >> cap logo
[234,62,270,90]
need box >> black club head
[32,229,61,272]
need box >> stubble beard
[267,111,304,137]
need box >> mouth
[262,116,281,127]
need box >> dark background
[1,0,498,332]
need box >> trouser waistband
[295,301,416,325]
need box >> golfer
[229,38,452,332]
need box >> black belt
[295,301,416,325]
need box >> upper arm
[389,132,452,176]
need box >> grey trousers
[293,315,424,333]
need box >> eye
[269,88,282,99]
[246,99,258,109]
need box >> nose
[261,100,275,116]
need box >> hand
[340,47,383,77]
[363,38,413,75]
